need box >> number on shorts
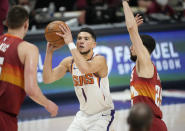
[0,57,4,75]
[155,85,162,107]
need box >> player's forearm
[122,1,138,31]
[43,51,54,83]
[26,85,49,108]
[123,1,142,55]
[24,67,49,107]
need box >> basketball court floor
[18,90,185,131]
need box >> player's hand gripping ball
[45,21,67,47]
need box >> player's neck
[7,28,25,39]
[82,51,94,60]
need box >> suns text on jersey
[72,73,94,86]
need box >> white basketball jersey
[71,55,114,115]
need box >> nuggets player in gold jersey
[0,6,58,131]
[122,0,167,131]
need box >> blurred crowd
[1,0,185,33]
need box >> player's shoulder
[93,53,104,58]
[20,41,37,48]
[63,56,73,63]
[59,56,73,67]
[93,54,106,61]
[18,41,39,57]
[59,56,73,72]
[19,41,38,51]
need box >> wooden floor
[18,90,185,131]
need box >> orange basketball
[45,21,67,47]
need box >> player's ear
[24,19,29,29]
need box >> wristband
[68,42,76,50]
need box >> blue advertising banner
[36,29,185,94]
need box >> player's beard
[80,49,91,55]
[130,54,137,62]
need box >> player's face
[76,32,96,55]
[130,45,137,62]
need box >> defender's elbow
[127,24,135,31]
[126,22,137,31]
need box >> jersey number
[130,86,138,106]
[155,85,162,107]
[0,57,4,75]
[72,73,94,86]
[131,85,162,107]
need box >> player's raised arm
[56,25,108,77]
[122,0,154,77]
[43,42,72,84]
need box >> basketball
[45,21,67,47]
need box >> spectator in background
[77,0,121,25]
[17,0,37,30]
[138,0,152,9]
[127,103,153,131]
[168,0,183,9]
[129,0,152,8]
[18,0,33,14]
[34,0,76,11]
[75,0,121,10]
[147,0,174,17]
[75,0,87,10]
[0,0,9,35]
[128,0,138,6]
[9,0,36,13]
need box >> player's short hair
[127,103,153,131]
[79,27,96,41]
[140,35,156,54]
[7,5,29,29]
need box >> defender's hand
[135,14,143,26]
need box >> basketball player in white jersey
[43,15,143,130]
[43,26,116,131]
